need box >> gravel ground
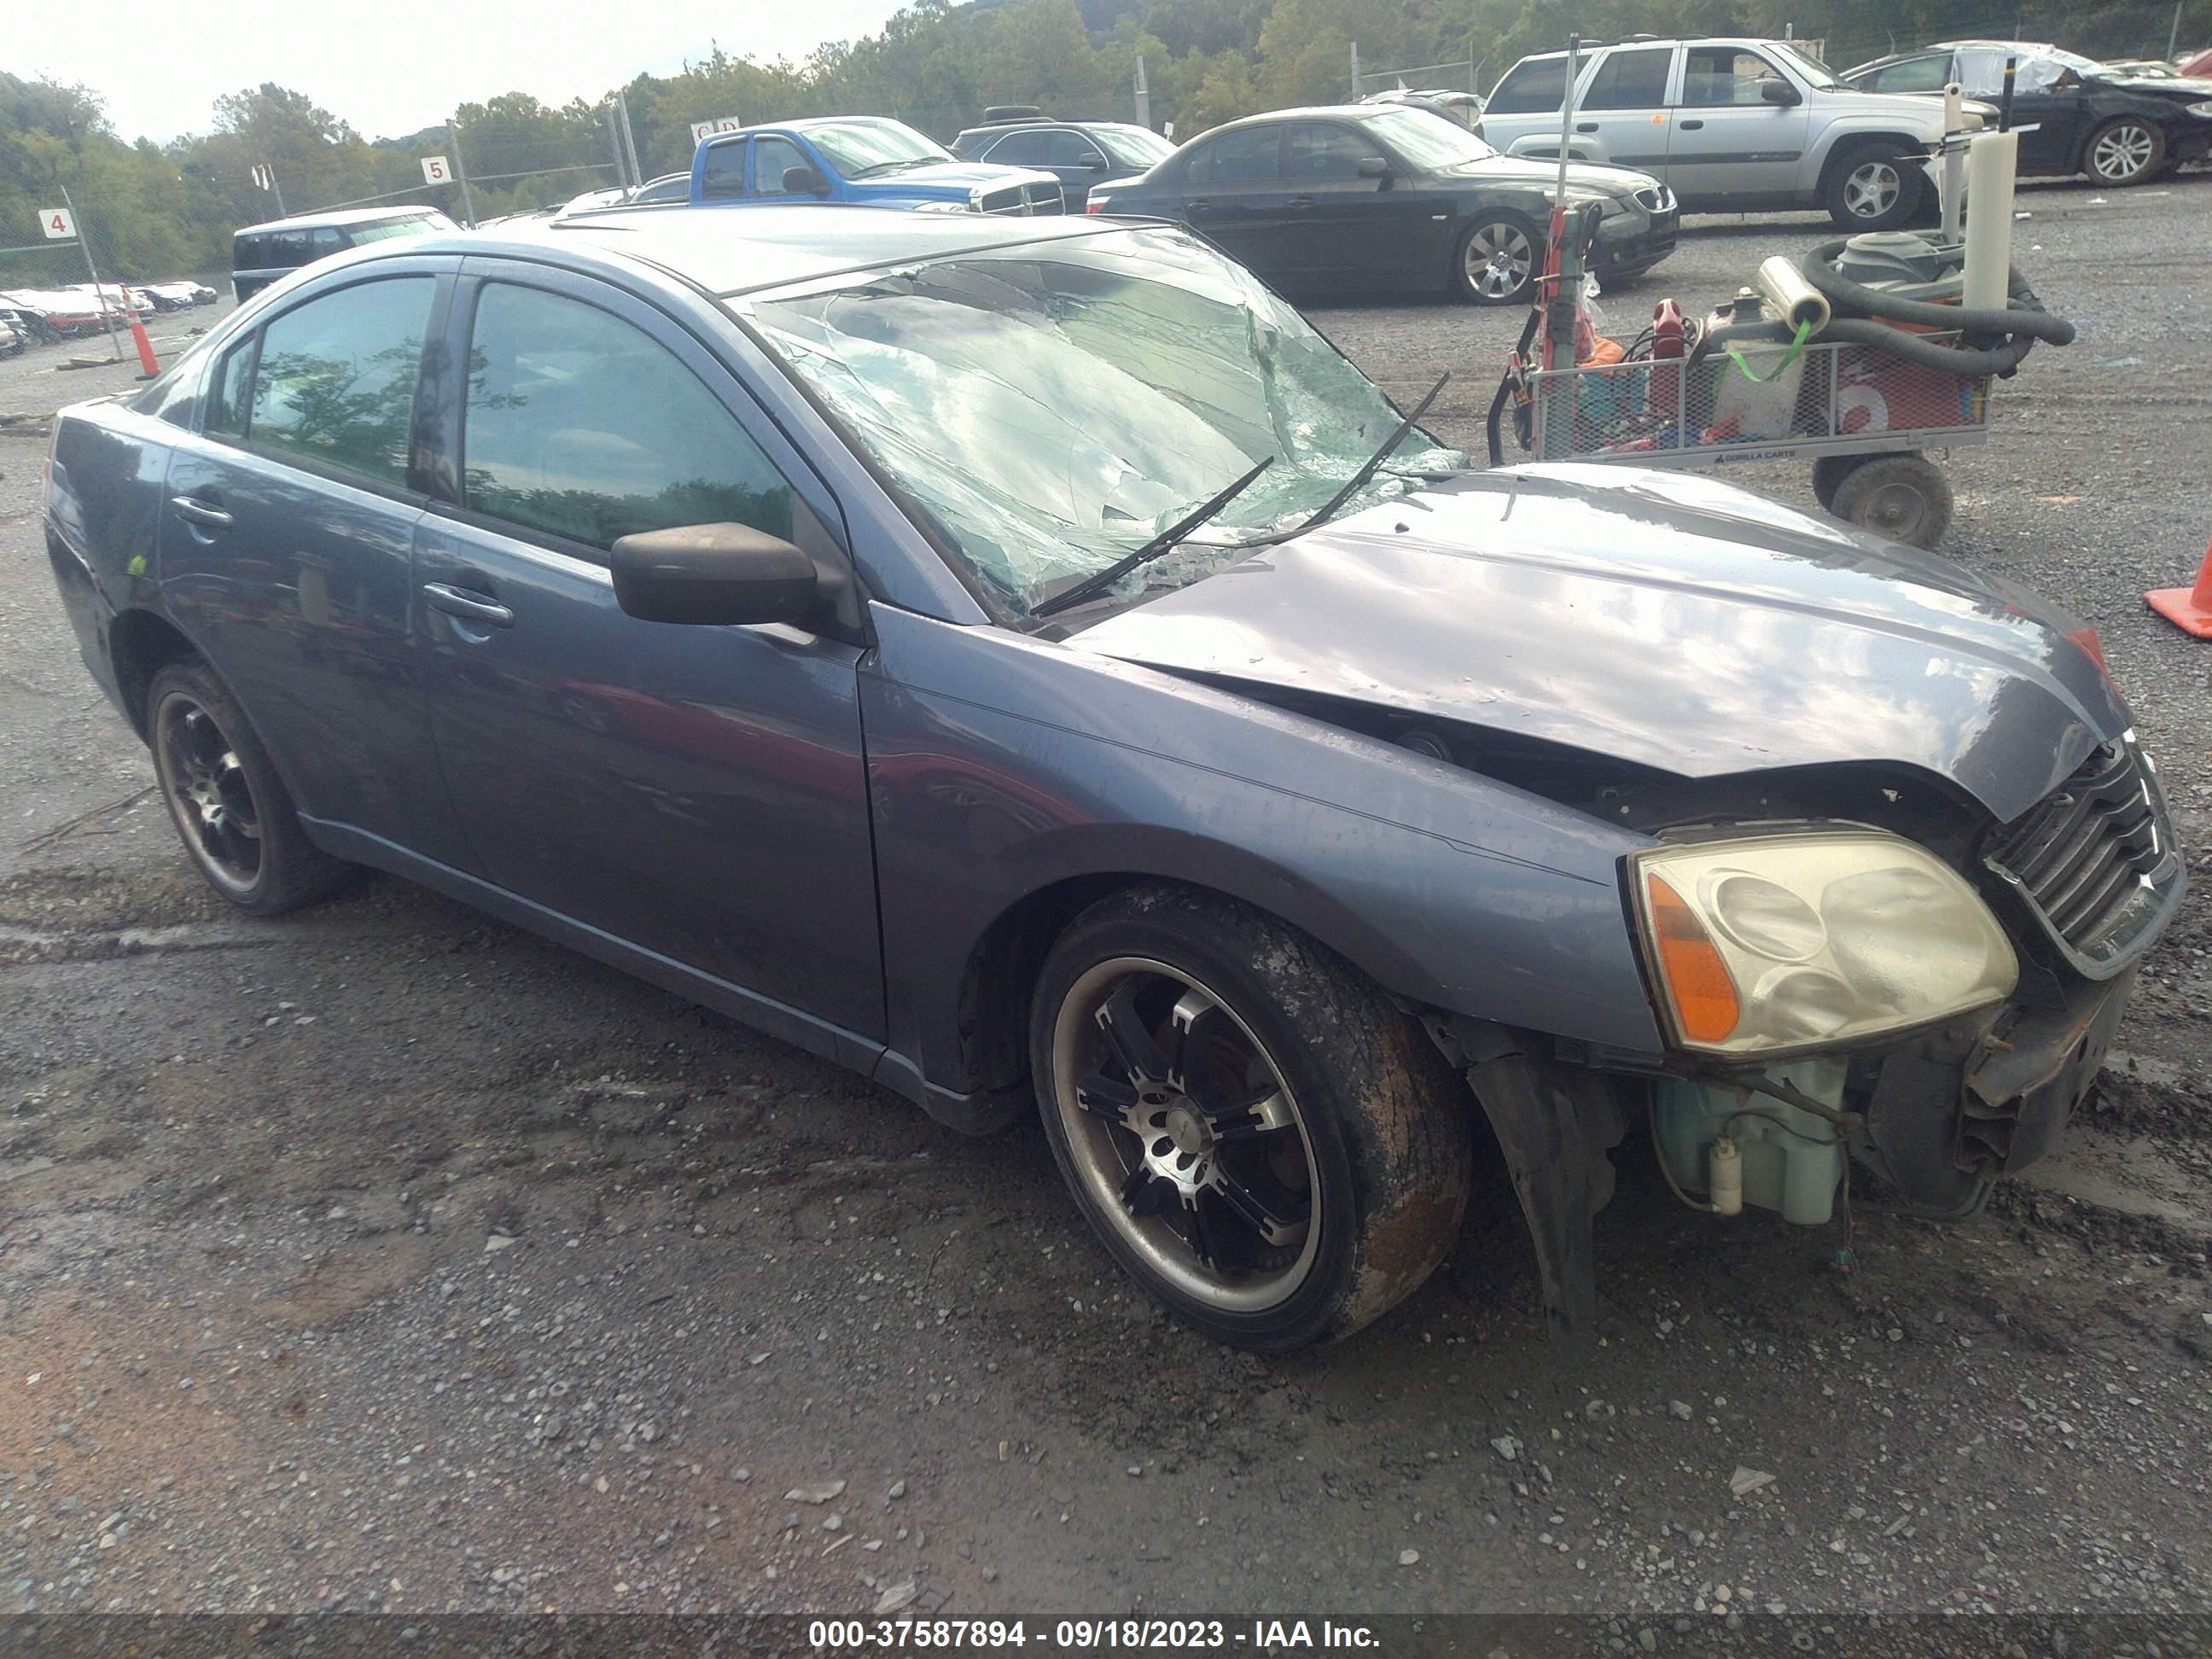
[1,174,2209,1631]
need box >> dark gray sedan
[1085,102,1678,304]
[41,207,2182,1349]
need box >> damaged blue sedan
[41,207,2184,1348]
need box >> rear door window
[700,139,746,200]
[458,281,795,553]
[238,276,434,488]
[1183,125,1283,183]
[1583,46,1674,109]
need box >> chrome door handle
[168,495,233,530]
[422,582,514,628]
[1288,195,1315,208]
[1185,197,1213,212]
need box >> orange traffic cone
[124,303,159,379]
[2146,537,2212,639]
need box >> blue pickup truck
[690,115,1064,214]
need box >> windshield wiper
[1030,456,1275,620]
[1278,371,1449,537]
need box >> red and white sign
[40,207,76,240]
[690,119,743,143]
[421,155,452,184]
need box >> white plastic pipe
[1962,130,2018,313]
[1940,82,1967,243]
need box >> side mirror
[610,523,820,626]
[1082,154,1110,170]
[783,164,831,197]
[1358,154,1391,178]
[1760,79,1802,106]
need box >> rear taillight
[1085,199,1105,214]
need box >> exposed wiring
[1650,1109,1720,1214]
[1723,1107,1837,1148]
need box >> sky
[27,0,905,143]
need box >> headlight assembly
[919,199,980,214]
[2186,101,2212,118]
[1630,830,2017,1056]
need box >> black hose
[1796,238,2076,345]
[1692,311,2040,378]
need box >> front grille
[1634,185,1675,214]
[976,182,1064,216]
[1022,182,1064,215]
[1983,737,2183,974]
[977,185,1028,215]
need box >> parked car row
[0,280,218,345]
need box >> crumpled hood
[1072,465,2129,824]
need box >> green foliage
[5,0,2209,285]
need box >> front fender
[862,605,1666,1097]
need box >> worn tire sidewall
[1030,886,1470,1348]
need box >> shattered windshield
[732,225,1463,620]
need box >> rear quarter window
[1488,59,1567,114]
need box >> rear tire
[147,660,355,915]
[1454,213,1540,306]
[1031,885,1473,1349]
[1824,143,1924,230]
[1827,451,1953,548]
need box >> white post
[1134,55,1151,130]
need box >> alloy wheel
[2090,122,2156,183]
[1464,222,1534,301]
[1050,957,1320,1312]
[1842,160,1901,220]
[154,694,264,897]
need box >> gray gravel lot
[1,175,2209,1627]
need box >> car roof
[406,203,1151,297]
[236,204,445,236]
[1204,104,1418,132]
[1510,37,1800,61]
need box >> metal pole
[615,90,643,188]
[271,168,288,218]
[1134,55,1150,131]
[57,183,125,363]
[2170,1,2184,61]
[1349,41,1361,101]
[448,117,479,226]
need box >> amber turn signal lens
[1646,871,1741,1045]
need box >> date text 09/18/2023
[806,1617,1383,1650]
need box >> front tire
[1824,143,1924,230]
[2083,119,2164,188]
[1031,885,1473,1349]
[148,660,354,915]
[1454,213,1540,306]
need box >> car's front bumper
[1592,207,1679,275]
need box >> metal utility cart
[1489,331,1994,550]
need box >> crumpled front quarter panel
[863,605,1664,1094]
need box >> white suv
[1479,37,1974,229]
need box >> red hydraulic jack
[2145,536,2212,638]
